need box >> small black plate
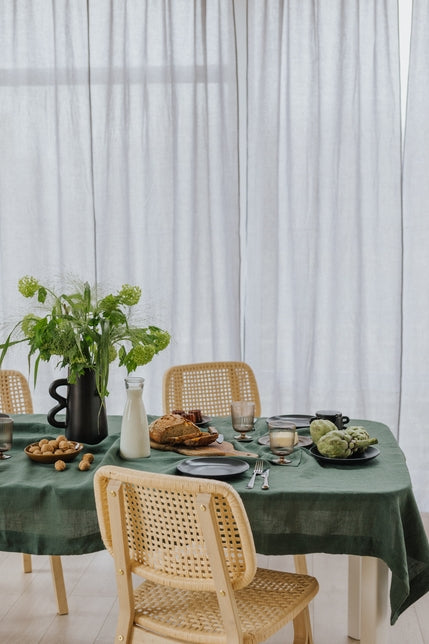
[309,445,380,465]
[267,414,313,428]
[195,416,212,427]
[176,457,249,479]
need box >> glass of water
[268,420,297,465]
[231,401,255,442]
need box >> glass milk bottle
[120,376,150,459]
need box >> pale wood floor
[0,514,428,643]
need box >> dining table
[1,413,428,644]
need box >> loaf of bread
[149,414,218,446]
[149,414,201,444]
[182,432,219,447]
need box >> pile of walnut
[28,436,77,457]
[55,450,94,472]
[28,436,94,471]
[55,451,94,472]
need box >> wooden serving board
[150,439,258,458]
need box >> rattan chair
[162,361,308,578]
[0,369,68,615]
[162,361,262,417]
[94,465,318,644]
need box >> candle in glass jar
[270,430,296,447]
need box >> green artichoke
[310,419,337,444]
[317,430,378,459]
[345,426,372,453]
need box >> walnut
[82,453,94,464]
[38,438,49,446]
[78,460,91,471]
[55,460,66,471]
[41,443,54,453]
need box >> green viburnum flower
[118,284,141,306]
[151,328,171,351]
[99,294,118,313]
[18,276,40,298]
[20,314,39,338]
[119,344,156,373]
[130,344,156,365]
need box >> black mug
[310,410,350,431]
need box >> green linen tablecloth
[1,414,428,625]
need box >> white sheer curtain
[0,0,240,416]
[244,1,403,425]
[0,1,97,406]
[401,0,429,509]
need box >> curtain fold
[244,1,403,435]
[400,0,429,508]
[0,0,240,415]
[0,0,97,409]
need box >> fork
[246,459,264,489]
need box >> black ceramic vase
[47,370,108,444]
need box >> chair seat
[132,567,318,643]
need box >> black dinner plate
[267,414,313,428]
[176,456,249,479]
[309,445,380,465]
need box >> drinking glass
[231,401,255,442]
[268,420,297,465]
[0,417,13,459]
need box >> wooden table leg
[49,555,69,615]
[348,555,390,643]
[22,553,32,573]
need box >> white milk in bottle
[119,376,150,459]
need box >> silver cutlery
[261,469,270,490]
[208,426,224,443]
[246,459,264,489]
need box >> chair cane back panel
[0,370,34,414]
[95,465,257,592]
[94,465,318,644]
[162,361,261,417]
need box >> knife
[261,469,270,490]
[208,426,224,443]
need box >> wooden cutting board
[150,439,258,458]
